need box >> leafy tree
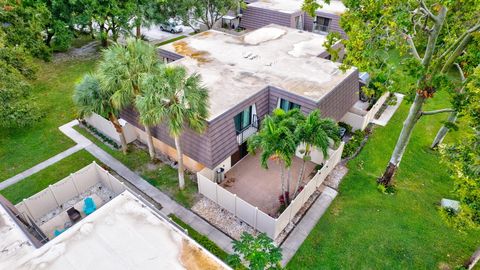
[98,39,161,159]
[173,0,245,30]
[129,0,167,39]
[73,73,128,154]
[136,66,209,190]
[0,0,51,59]
[304,0,480,186]
[38,0,79,51]
[293,110,339,198]
[228,232,282,270]
[0,61,42,128]
[431,35,480,148]
[248,109,304,205]
[439,66,480,269]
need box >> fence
[197,142,344,239]
[15,162,126,223]
[85,112,138,144]
[341,92,390,131]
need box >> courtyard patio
[221,154,318,216]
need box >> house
[239,0,347,38]
[0,163,230,270]
[121,24,359,173]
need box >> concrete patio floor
[222,154,317,216]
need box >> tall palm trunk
[145,126,156,160]
[431,111,458,148]
[293,145,310,198]
[280,161,287,206]
[174,136,185,190]
[464,246,480,270]
[378,94,425,185]
[108,113,128,154]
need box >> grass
[0,150,98,204]
[286,91,480,269]
[155,35,187,47]
[0,58,97,181]
[169,214,231,263]
[73,125,198,207]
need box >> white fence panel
[72,165,98,193]
[198,174,217,202]
[235,197,256,226]
[288,195,304,221]
[275,204,292,238]
[301,179,317,205]
[23,189,58,220]
[50,176,78,205]
[217,187,236,214]
[256,211,276,238]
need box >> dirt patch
[180,239,226,270]
[173,41,211,64]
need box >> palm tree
[292,110,340,198]
[136,66,209,189]
[98,38,161,160]
[248,109,304,205]
[73,73,128,154]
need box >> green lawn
[287,92,480,269]
[0,58,97,181]
[74,125,198,207]
[0,150,98,204]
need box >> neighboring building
[121,24,359,173]
[239,0,347,38]
[0,163,229,270]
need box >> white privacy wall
[15,162,126,222]
[85,113,138,144]
[341,92,390,131]
[197,142,344,239]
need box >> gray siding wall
[208,88,270,166]
[304,11,347,38]
[269,86,318,115]
[120,107,214,167]
[240,6,292,29]
[317,69,359,120]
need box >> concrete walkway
[372,93,405,126]
[0,145,83,191]
[280,187,338,266]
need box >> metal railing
[236,114,259,145]
[314,24,329,33]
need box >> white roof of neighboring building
[249,0,346,15]
[159,24,356,121]
[1,191,229,270]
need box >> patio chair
[54,228,65,237]
[67,207,81,223]
[83,197,96,215]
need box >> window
[294,15,303,30]
[234,106,252,133]
[279,99,300,112]
[315,16,330,32]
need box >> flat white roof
[160,24,355,121]
[1,191,229,270]
[249,0,346,15]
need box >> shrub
[229,232,282,270]
[342,129,366,158]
